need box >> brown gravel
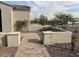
[45,43,79,57]
[0,45,18,57]
[0,32,79,57]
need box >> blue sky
[4,1,79,20]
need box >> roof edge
[0,1,30,8]
[0,1,13,7]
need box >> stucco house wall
[0,2,30,47]
[0,2,30,32]
[0,3,13,32]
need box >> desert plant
[31,18,38,23]
[54,13,76,29]
[14,20,28,31]
[48,19,59,26]
[71,35,77,51]
[31,15,48,25]
[39,14,48,25]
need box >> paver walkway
[15,33,49,57]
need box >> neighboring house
[0,2,30,32]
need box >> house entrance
[0,10,2,32]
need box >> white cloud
[30,1,79,20]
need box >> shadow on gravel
[45,43,79,57]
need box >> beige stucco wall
[7,32,21,47]
[0,3,13,32]
[0,3,30,32]
[13,10,30,31]
[43,31,72,45]
[0,32,21,47]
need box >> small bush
[14,20,28,31]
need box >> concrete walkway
[15,33,49,57]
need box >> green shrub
[14,20,27,31]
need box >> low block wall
[0,32,21,47]
[43,31,72,45]
[7,32,21,47]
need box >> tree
[54,13,75,28]
[31,18,38,23]
[39,14,48,25]
[48,19,59,26]
[31,15,48,25]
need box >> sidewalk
[15,33,49,57]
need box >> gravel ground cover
[0,45,18,57]
[45,43,79,57]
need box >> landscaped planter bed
[39,27,72,45]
